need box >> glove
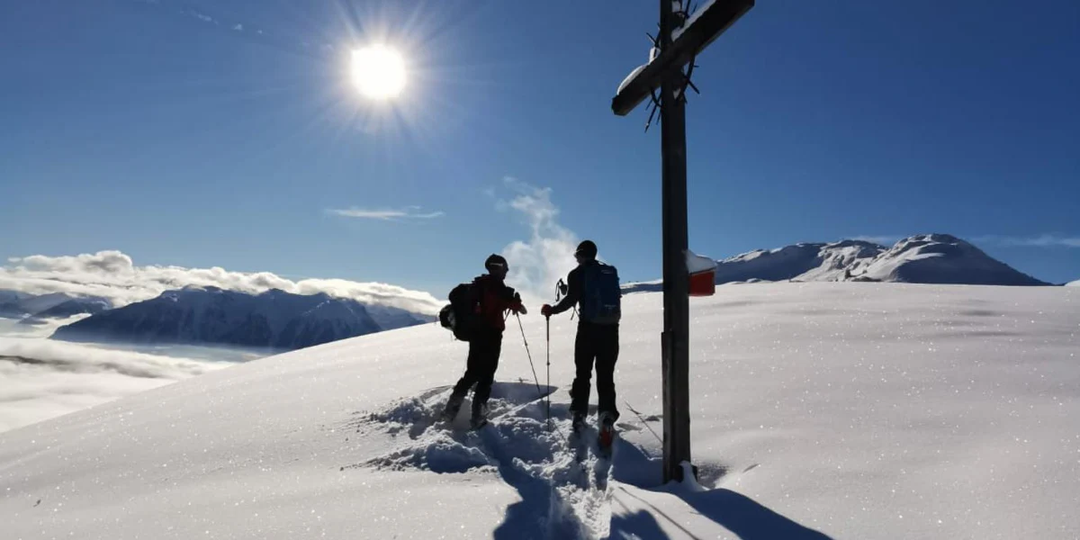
[509,292,526,315]
[541,304,553,318]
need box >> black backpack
[439,282,481,341]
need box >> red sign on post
[687,250,717,297]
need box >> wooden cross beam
[610,0,754,484]
[613,0,754,116]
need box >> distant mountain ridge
[0,290,112,321]
[52,287,433,351]
[18,297,114,326]
[625,234,1048,292]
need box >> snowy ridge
[51,286,431,351]
[1066,279,1079,287]
[859,234,1046,285]
[714,239,885,284]
[3,284,1078,539]
[624,234,1047,292]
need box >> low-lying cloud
[0,338,216,380]
[0,337,228,433]
[0,250,442,314]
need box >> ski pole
[516,313,544,402]
[545,314,551,423]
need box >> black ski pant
[570,322,620,420]
[451,331,502,415]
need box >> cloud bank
[0,337,227,433]
[0,251,442,315]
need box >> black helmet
[574,240,598,260]
[485,253,509,272]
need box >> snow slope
[52,287,431,351]
[1068,280,1079,287]
[2,284,1078,539]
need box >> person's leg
[570,324,596,426]
[443,339,483,418]
[471,334,502,420]
[595,324,620,422]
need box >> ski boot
[597,411,617,457]
[570,411,588,463]
[469,403,489,430]
[440,393,465,423]
[571,411,587,435]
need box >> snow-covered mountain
[3,284,1078,539]
[725,234,1047,285]
[628,234,1047,292]
[1068,279,1079,287]
[51,287,431,351]
[857,234,1047,285]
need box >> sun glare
[351,45,406,100]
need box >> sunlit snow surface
[1,283,1078,539]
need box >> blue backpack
[580,262,621,325]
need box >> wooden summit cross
[611,0,754,483]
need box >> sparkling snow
[1,283,1078,539]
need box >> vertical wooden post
[659,0,692,484]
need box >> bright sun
[351,45,406,100]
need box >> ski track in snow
[341,382,647,539]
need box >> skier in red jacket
[441,254,527,428]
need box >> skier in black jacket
[542,240,621,445]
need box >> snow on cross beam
[612,0,754,116]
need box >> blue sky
[2,0,1078,296]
